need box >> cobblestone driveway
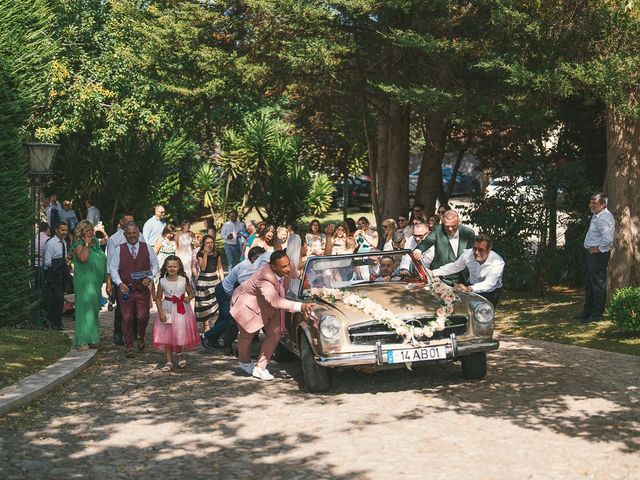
[1,309,638,480]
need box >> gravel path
[0,308,638,480]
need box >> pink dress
[152,276,200,352]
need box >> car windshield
[300,250,422,294]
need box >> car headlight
[474,302,494,323]
[473,302,494,337]
[320,315,342,341]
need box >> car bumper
[315,339,499,368]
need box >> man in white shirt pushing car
[428,233,505,307]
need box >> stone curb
[0,329,97,416]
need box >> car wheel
[461,352,487,380]
[300,334,332,392]
[274,342,295,362]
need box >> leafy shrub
[306,173,335,216]
[607,288,640,334]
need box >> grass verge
[0,329,71,389]
[497,286,640,356]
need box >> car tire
[300,334,332,392]
[274,342,295,362]
[461,352,487,380]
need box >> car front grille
[348,315,468,345]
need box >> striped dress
[194,252,220,323]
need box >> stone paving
[0,307,638,480]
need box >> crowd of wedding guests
[36,194,456,371]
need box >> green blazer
[415,224,476,285]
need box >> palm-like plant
[220,109,337,224]
[306,172,335,216]
[193,163,223,220]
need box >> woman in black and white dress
[194,234,224,331]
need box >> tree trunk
[375,100,410,222]
[362,112,381,232]
[342,167,349,221]
[415,112,448,214]
[605,109,640,293]
[444,146,465,203]
[222,174,232,225]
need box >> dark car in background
[332,175,372,211]
[409,167,481,197]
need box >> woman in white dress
[175,220,194,277]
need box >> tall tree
[0,0,57,325]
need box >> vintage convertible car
[277,250,499,392]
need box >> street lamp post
[24,142,60,324]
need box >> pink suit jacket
[230,264,300,334]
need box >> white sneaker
[238,361,255,375]
[252,366,275,381]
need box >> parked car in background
[484,175,567,208]
[484,176,543,202]
[409,167,481,197]
[332,175,372,211]
[442,167,481,196]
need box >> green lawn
[497,286,640,356]
[0,329,71,389]
[301,208,375,227]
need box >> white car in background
[484,176,545,202]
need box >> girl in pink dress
[153,255,200,372]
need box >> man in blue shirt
[201,246,267,354]
[59,200,78,230]
[142,205,166,246]
[578,193,616,323]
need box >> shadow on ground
[0,312,638,479]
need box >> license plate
[386,345,447,364]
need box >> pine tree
[0,60,32,326]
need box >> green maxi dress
[72,238,107,346]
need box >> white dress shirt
[43,236,67,270]
[108,240,159,286]
[399,236,434,271]
[584,208,615,252]
[432,249,505,293]
[46,202,61,226]
[106,228,126,266]
[221,220,245,245]
[86,206,100,226]
[447,230,460,255]
[35,232,50,267]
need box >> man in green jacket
[412,210,475,285]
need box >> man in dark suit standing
[412,210,475,285]
[43,222,70,330]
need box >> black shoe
[223,343,233,356]
[573,313,589,322]
[200,335,216,353]
[582,315,604,323]
[113,334,124,346]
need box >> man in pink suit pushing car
[231,249,316,380]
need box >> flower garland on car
[310,278,459,345]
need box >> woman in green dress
[72,220,108,349]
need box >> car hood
[314,283,471,325]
